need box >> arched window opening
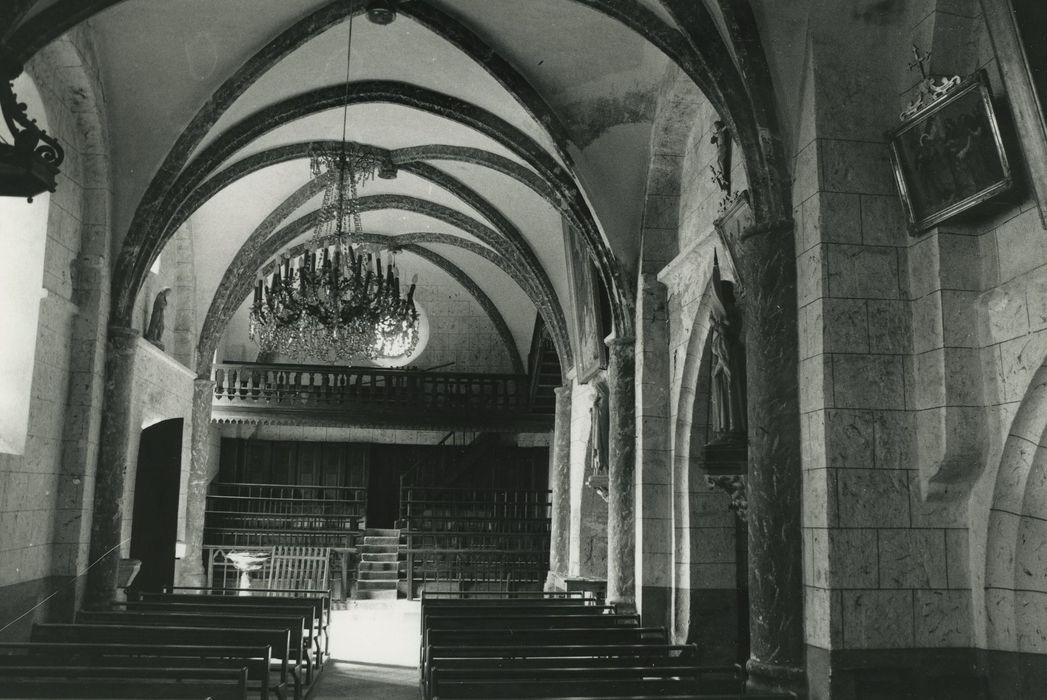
[0,73,50,455]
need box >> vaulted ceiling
[6,0,757,374]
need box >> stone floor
[308,660,419,700]
[309,599,421,699]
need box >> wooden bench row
[418,592,798,700]
[0,589,332,700]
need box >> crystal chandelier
[249,241,420,362]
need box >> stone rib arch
[10,0,792,337]
[248,235,525,375]
[110,81,621,334]
[162,142,556,251]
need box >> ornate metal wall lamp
[0,59,64,201]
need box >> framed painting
[562,219,605,383]
[888,69,1013,234]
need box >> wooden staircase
[527,318,561,414]
[355,528,400,600]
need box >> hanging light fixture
[249,239,420,363]
[0,59,64,201]
[310,11,384,244]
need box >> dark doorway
[129,418,183,592]
[366,459,400,529]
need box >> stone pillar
[634,273,671,629]
[178,377,215,586]
[736,220,805,694]
[545,385,573,591]
[84,326,140,610]
[605,336,637,610]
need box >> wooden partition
[401,487,551,598]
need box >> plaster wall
[119,340,196,558]
[134,225,196,369]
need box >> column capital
[553,385,573,398]
[107,324,141,345]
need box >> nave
[7,0,1047,697]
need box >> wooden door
[129,418,183,592]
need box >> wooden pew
[0,642,278,700]
[422,626,668,684]
[422,643,702,694]
[0,664,248,699]
[32,624,296,700]
[420,591,587,600]
[137,590,330,659]
[429,677,791,699]
[114,599,324,668]
[432,695,793,700]
[75,609,316,687]
[420,602,606,633]
[424,612,639,632]
[429,664,743,699]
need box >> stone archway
[984,362,1047,665]
[663,245,750,663]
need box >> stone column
[605,336,637,610]
[178,377,215,586]
[634,273,671,629]
[545,385,573,591]
[84,326,140,610]
[735,220,805,694]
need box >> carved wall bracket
[706,474,747,521]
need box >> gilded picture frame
[888,69,1013,235]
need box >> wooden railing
[400,487,551,598]
[210,363,545,427]
[203,482,366,548]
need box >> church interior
[2,0,1047,698]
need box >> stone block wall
[677,99,748,252]
[639,67,745,656]
[0,29,113,636]
[658,227,740,659]
[784,1,1031,691]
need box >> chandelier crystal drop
[309,143,382,242]
[249,241,420,362]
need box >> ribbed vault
[4,0,791,382]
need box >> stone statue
[710,119,733,195]
[585,389,610,502]
[708,253,746,444]
[145,288,171,350]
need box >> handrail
[212,362,531,414]
[216,360,523,380]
